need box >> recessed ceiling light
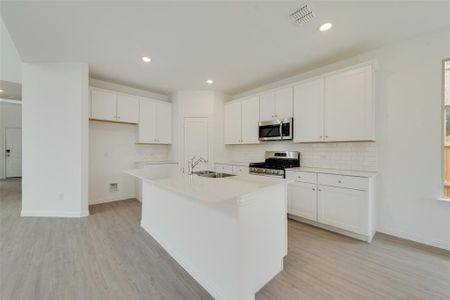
[206,79,214,84]
[141,56,151,63]
[320,22,333,32]
[0,89,3,93]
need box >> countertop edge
[125,170,290,203]
[286,167,377,178]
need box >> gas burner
[249,151,300,178]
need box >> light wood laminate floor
[1,179,449,300]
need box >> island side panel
[140,181,241,300]
[238,183,287,297]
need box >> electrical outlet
[110,183,118,192]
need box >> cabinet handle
[312,188,316,191]
[320,135,323,139]
[117,116,120,119]
[318,189,322,192]
[325,135,329,139]
[338,180,342,183]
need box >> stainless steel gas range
[249,151,300,178]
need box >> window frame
[440,58,450,202]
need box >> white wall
[89,78,169,101]
[0,101,22,179]
[21,62,89,217]
[170,90,229,171]
[88,79,170,204]
[371,28,450,250]
[232,27,450,250]
[229,142,377,171]
[0,17,21,83]
[89,121,169,204]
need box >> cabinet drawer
[318,174,368,191]
[215,164,233,173]
[286,171,317,184]
[232,166,249,175]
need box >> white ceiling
[1,1,450,95]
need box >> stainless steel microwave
[258,118,293,141]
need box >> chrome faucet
[187,156,208,175]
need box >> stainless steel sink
[194,170,236,178]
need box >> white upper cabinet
[293,79,324,143]
[90,88,139,124]
[224,100,242,144]
[156,101,172,144]
[138,99,157,143]
[91,89,117,121]
[116,94,139,123]
[259,92,275,121]
[275,87,293,120]
[224,97,259,144]
[138,98,172,144]
[259,87,293,121]
[241,96,260,143]
[293,64,375,143]
[324,65,374,141]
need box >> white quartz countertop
[287,167,377,178]
[125,166,290,203]
[215,161,250,167]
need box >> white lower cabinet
[215,164,249,175]
[286,170,375,242]
[287,181,317,221]
[232,166,249,175]
[215,164,233,173]
[317,185,368,235]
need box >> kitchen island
[126,165,290,300]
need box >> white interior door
[184,118,209,173]
[5,128,22,178]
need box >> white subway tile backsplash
[229,141,377,171]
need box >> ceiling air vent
[290,4,315,24]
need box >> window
[443,59,450,197]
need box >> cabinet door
[138,99,157,143]
[215,164,233,173]
[275,87,293,120]
[317,185,368,235]
[156,101,172,144]
[241,96,260,144]
[287,182,317,221]
[117,94,139,123]
[293,79,324,142]
[90,89,117,121]
[324,65,374,141]
[259,92,275,120]
[232,165,249,175]
[224,100,242,144]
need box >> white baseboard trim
[89,195,136,205]
[376,227,450,251]
[288,214,372,242]
[21,210,89,218]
